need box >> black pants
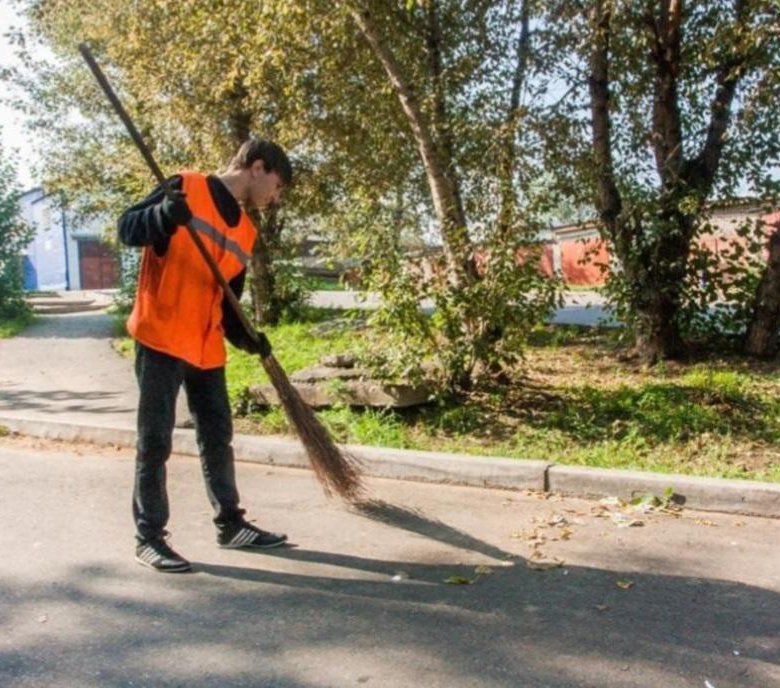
[133,342,244,543]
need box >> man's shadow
[197,498,517,592]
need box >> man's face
[248,160,284,209]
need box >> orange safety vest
[127,171,257,369]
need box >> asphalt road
[0,436,777,688]
[308,290,615,327]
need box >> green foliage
[10,0,322,324]
[0,311,34,338]
[358,238,560,392]
[111,248,140,316]
[305,275,347,292]
[0,143,33,319]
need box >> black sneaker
[217,520,288,549]
[135,537,192,573]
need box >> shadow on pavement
[0,557,777,687]
[0,388,131,416]
[349,499,513,561]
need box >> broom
[78,43,363,501]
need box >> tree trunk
[496,0,530,239]
[634,288,685,361]
[248,206,283,326]
[347,3,478,285]
[745,225,780,357]
[225,98,285,325]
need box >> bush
[0,146,33,318]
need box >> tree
[292,0,560,390]
[542,0,780,361]
[11,0,561,389]
[8,0,312,324]
[0,140,33,317]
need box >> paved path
[0,309,137,428]
[0,436,778,688]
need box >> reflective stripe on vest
[190,216,253,267]
[127,171,257,369]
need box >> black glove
[159,190,192,233]
[239,330,273,358]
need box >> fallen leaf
[474,565,494,576]
[610,513,644,528]
[694,518,717,527]
[616,580,635,590]
[444,575,473,585]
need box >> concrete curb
[1,414,777,518]
[548,465,780,518]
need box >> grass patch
[229,316,780,484]
[306,276,348,291]
[226,307,362,401]
[0,311,34,339]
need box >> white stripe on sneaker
[232,528,255,547]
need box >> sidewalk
[0,436,778,688]
[0,293,778,517]
[0,309,137,428]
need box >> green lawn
[116,308,780,483]
[230,314,780,483]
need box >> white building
[18,188,119,291]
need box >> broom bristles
[261,354,364,500]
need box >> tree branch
[648,0,683,186]
[346,2,476,282]
[497,0,531,236]
[588,0,622,239]
[684,0,749,193]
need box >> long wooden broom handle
[78,43,261,345]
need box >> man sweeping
[118,139,293,573]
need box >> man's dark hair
[230,138,293,186]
